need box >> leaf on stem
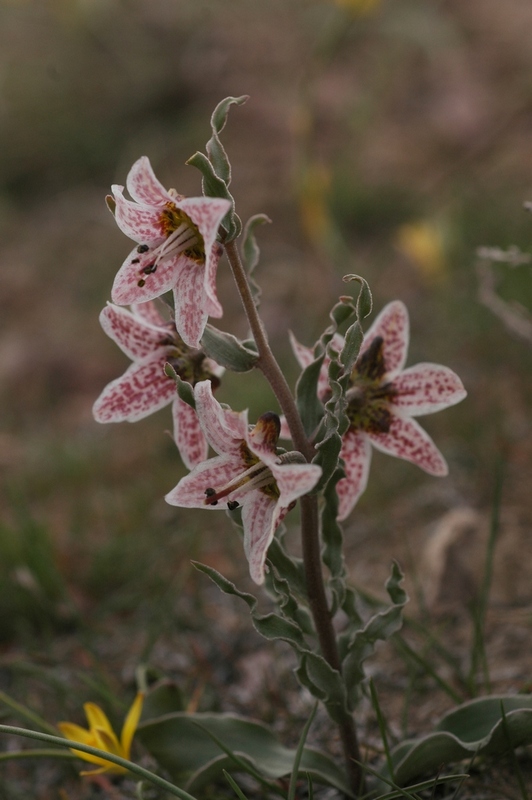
[200,325,258,372]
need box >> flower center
[346,336,397,434]
[134,203,205,288]
[204,415,282,509]
[163,331,221,390]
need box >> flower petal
[131,300,168,328]
[165,454,241,508]
[172,396,209,470]
[83,703,116,740]
[179,196,230,312]
[242,491,276,585]
[93,353,176,422]
[126,156,171,206]
[288,331,314,370]
[111,248,185,306]
[112,185,164,243]
[194,380,248,455]
[336,430,372,520]
[368,412,448,475]
[270,462,322,508]
[99,303,171,361]
[179,197,231,244]
[391,362,467,416]
[360,300,409,377]
[120,692,144,759]
[58,722,95,747]
[172,261,211,348]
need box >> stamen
[203,461,273,506]
[137,244,150,253]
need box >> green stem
[223,238,364,796]
[0,725,197,800]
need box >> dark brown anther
[205,488,216,497]
[137,244,150,253]
[137,279,146,287]
[227,501,240,511]
[131,258,140,264]
[142,263,157,275]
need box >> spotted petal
[172,396,208,470]
[112,247,187,306]
[391,362,467,417]
[172,260,212,349]
[126,156,171,206]
[180,196,231,314]
[360,300,409,378]
[93,352,176,422]
[99,303,171,361]
[165,454,242,509]
[368,412,448,475]
[242,491,277,585]
[131,300,168,328]
[194,380,248,456]
[336,430,372,520]
[112,185,165,244]
[271,461,322,509]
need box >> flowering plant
[90,97,468,796]
[7,96,514,800]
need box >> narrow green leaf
[186,152,242,239]
[295,354,326,439]
[223,769,252,800]
[288,704,318,800]
[343,274,373,320]
[207,95,249,185]
[342,563,408,708]
[241,214,270,305]
[191,562,258,613]
[340,320,363,375]
[201,325,258,373]
[164,365,196,409]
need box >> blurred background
[1,0,532,795]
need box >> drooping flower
[165,381,322,584]
[110,156,231,348]
[290,301,466,520]
[93,301,223,470]
[58,692,144,776]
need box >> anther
[205,488,216,497]
[142,263,157,275]
[227,501,240,511]
[137,279,146,287]
[131,258,140,264]
[137,244,150,253]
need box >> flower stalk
[223,237,365,795]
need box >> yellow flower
[395,220,447,282]
[58,692,144,776]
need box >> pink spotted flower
[110,156,231,348]
[290,301,466,520]
[165,381,322,584]
[93,302,223,470]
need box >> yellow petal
[120,692,144,758]
[83,702,115,737]
[94,726,123,757]
[58,722,95,746]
